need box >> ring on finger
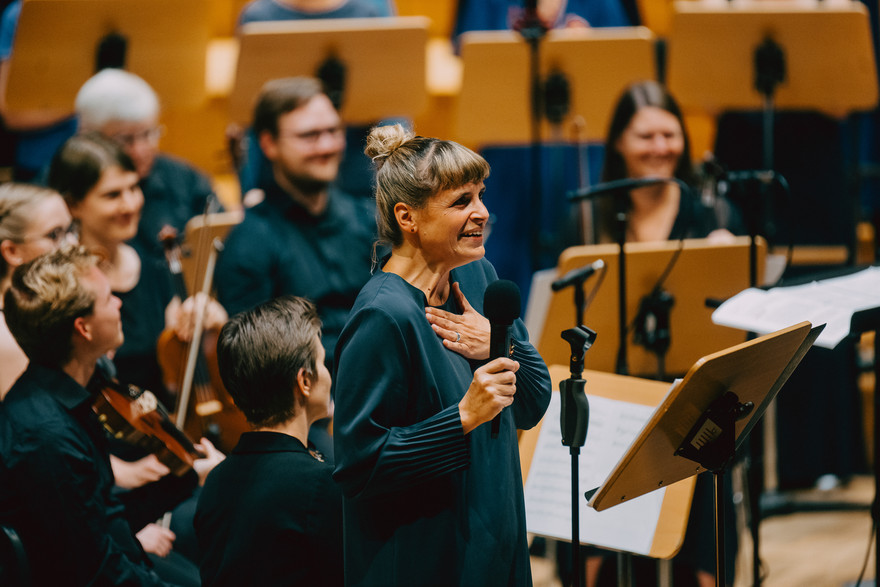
[454,331,461,343]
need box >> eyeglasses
[278,126,345,145]
[20,223,78,245]
[110,126,164,148]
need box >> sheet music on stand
[521,367,695,559]
[712,266,880,349]
[525,393,669,554]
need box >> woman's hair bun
[365,124,414,166]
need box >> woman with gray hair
[74,68,217,263]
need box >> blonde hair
[4,245,101,367]
[365,124,490,248]
[0,183,64,278]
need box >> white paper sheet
[524,393,666,554]
[711,266,880,349]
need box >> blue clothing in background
[453,0,630,39]
[0,0,77,180]
[238,0,392,27]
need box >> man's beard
[281,169,332,197]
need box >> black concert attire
[194,431,343,587]
[132,154,215,265]
[333,258,552,586]
[215,180,376,370]
[0,363,180,586]
[112,253,176,409]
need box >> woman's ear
[0,239,23,268]
[394,202,417,234]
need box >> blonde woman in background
[0,182,75,396]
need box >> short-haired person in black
[0,245,180,586]
[194,295,342,587]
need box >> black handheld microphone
[551,260,604,292]
[483,279,521,439]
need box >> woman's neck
[383,249,451,307]
[79,232,122,265]
[626,182,681,243]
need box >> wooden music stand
[520,366,696,558]
[536,236,766,378]
[5,0,210,112]
[586,321,822,586]
[455,26,657,147]
[229,17,430,125]
[667,1,877,118]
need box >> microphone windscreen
[483,279,521,325]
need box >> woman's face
[2,195,74,271]
[412,181,489,268]
[615,106,685,180]
[69,165,143,245]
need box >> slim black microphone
[483,279,521,439]
[567,177,679,202]
[551,260,604,292]
[722,170,777,184]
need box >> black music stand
[5,0,210,112]
[587,322,822,587]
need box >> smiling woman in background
[598,80,739,245]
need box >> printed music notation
[523,392,667,555]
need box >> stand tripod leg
[571,447,582,587]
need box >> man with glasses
[214,77,377,459]
[74,68,216,264]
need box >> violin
[90,368,204,477]
[156,218,247,454]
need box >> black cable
[580,262,607,315]
[853,514,876,587]
[625,237,685,338]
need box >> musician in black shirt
[0,245,204,586]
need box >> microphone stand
[559,325,597,587]
[569,178,694,378]
[513,1,549,275]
